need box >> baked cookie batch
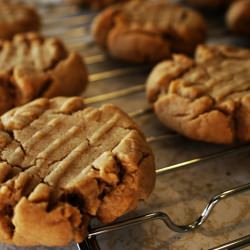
[92,0,207,63]
[92,0,250,62]
[187,0,250,36]
[0,0,249,247]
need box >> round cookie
[92,0,207,63]
[146,45,250,144]
[0,2,40,40]
[227,0,250,36]
[0,96,155,246]
[0,33,88,115]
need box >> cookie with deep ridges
[0,2,40,40]
[92,0,207,63]
[0,96,155,246]
[0,33,88,115]
[146,45,250,144]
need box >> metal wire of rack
[19,1,250,250]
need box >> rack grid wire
[3,1,250,250]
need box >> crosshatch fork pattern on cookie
[1,0,249,249]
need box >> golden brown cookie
[146,45,250,144]
[92,0,207,63]
[0,2,40,40]
[0,33,88,115]
[0,96,155,246]
[227,0,250,36]
[68,0,129,9]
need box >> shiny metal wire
[38,3,250,250]
[210,235,250,250]
[73,142,250,250]
[85,54,106,65]
[156,143,250,175]
[85,85,145,104]
[89,66,150,83]
[88,182,250,237]
[43,14,92,27]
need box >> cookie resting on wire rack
[0,96,155,246]
[146,45,250,144]
[226,0,250,36]
[92,0,207,63]
[0,33,88,115]
[0,1,40,40]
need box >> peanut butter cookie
[0,33,88,115]
[0,2,40,40]
[227,0,250,36]
[92,0,207,63]
[146,45,250,144]
[0,96,155,246]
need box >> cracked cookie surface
[146,45,250,144]
[92,0,207,63]
[0,33,88,115]
[0,2,40,40]
[227,0,250,36]
[0,96,155,246]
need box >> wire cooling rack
[3,1,250,250]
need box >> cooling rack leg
[79,237,101,250]
[210,235,250,250]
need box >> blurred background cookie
[0,1,40,40]
[146,45,250,144]
[92,0,207,63]
[226,0,250,36]
[0,33,88,114]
